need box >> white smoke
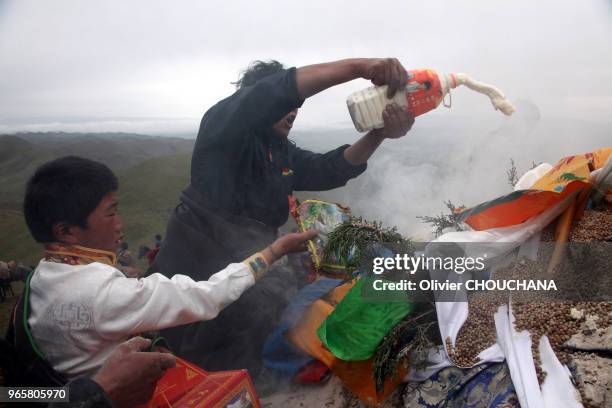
[292,102,610,239]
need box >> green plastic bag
[317,277,412,361]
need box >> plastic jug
[347,68,515,132]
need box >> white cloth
[405,346,453,382]
[494,304,544,407]
[409,176,579,382]
[420,190,582,405]
[495,304,583,407]
[425,189,577,366]
[514,163,553,191]
[591,155,612,204]
[28,260,256,379]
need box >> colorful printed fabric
[458,147,611,230]
[44,243,116,266]
[402,362,519,408]
[531,147,611,192]
[262,278,341,377]
[289,198,352,274]
[286,280,406,406]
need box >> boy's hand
[263,230,317,264]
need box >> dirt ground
[260,376,403,408]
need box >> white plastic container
[347,69,515,132]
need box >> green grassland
[0,153,191,265]
[0,210,39,266]
[0,133,193,265]
[118,153,191,257]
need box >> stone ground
[260,376,403,408]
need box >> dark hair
[120,242,128,250]
[23,156,118,243]
[232,60,284,89]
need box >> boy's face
[72,192,124,253]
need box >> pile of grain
[445,207,611,406]
[512,301,611,383]
[445,293,503,367]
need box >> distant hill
[0,152,191,265]
[118,153,190,255]
[0,209,39,266]
[1,119,609,265]
[0,132,194,209]
[0,133,193,264]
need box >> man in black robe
[153,58,415,378]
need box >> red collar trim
[44,243,117,266]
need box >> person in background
[153,57,414,377]
[0,261,10,302]
[0,261,15,300]
[13,262,32,282]
[0,261,9,280]
[116,241,142,278]
[154,234,163,248]
[117,242,133,267]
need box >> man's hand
[296,57,408,100]
[371,103,415,139]
[361,58,409,98]
[92,337,176,408]
[263,230,317,264]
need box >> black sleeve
[197,67,304,149]
[291,143,367,191]
[48,378,113,408]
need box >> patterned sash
[44,243,116,266]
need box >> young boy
[19,156,316,380]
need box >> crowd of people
[2,57,414,406]
[114,234,163,278]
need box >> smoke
[291,102,610,240]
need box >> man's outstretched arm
[295,58,408,99]
[343,104,415,165]
[296,58,415,165]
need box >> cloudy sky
[0,0,611,135]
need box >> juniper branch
[323,217,411,270]
[417,200,464,237]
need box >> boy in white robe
[19,156,315,380]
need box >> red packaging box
[174,369,259,408]
[142,357,260,408]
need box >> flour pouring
[347,68,516,132]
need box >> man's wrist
[352,58,370,78]
[366,128,387,142]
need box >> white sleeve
[92,261,261,340]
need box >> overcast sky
[1,0,611,135]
